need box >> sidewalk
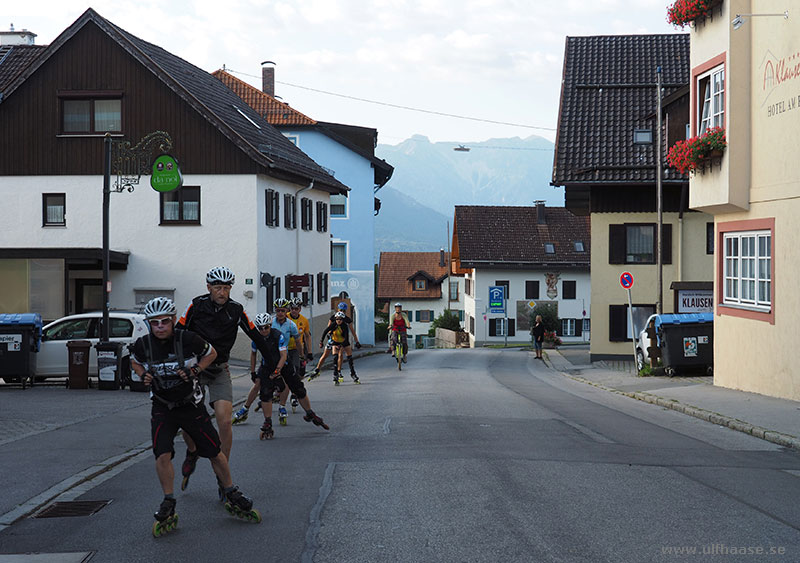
[544,347,800,451]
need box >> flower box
[666,127,727,175]
[667,0,722,28]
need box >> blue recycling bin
[655,313,714,377]
[0,313,43,389]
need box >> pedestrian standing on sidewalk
[131,297,259,535]
[532,315,545,360]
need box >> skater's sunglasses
[275,307,289,313]
[148,317,173,327]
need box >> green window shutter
[415,311,420,322]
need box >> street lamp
[732,10,789,30]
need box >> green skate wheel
[249,509,262,523]
[152,521,162,537]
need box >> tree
[529,303,558,334]
[428,309,463,336]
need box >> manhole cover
[34,500,111,519]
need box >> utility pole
[656,66,664,315]
[102,134,112,341]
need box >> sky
[8,1,682,145]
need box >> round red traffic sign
[620,271,634,289]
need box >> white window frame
[283,133,299,146]
[331,241,347,271]
[698,65,725,134]
[493,318,508,337]
[330,194,347,217]
[561,318,576,337]
[723,230,771,311]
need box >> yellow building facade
[689,0,799,399]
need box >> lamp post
[656,66,663,315]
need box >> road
[2,348,800,562]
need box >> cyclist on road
[389,303,411,362]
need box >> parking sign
[489,286,505,313]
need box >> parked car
[635,313,659,371]
[36,312,148,380]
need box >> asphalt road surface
[2,348,800,562]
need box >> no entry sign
[619,271,634,289]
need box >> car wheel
[636,349,645,371]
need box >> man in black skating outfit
[131,297,258,534]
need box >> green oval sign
[150,154,183,192]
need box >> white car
[635,313,659,371]
[36,312,148,379]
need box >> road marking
[383,417,392,435]
[302,462,335,563]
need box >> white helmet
[290,297,303,308]
[206,266,235,285]
[334,311,346,319]
[254,313,272,328]
[144,297,177,319]
[273,297,291,309]
[394,303,402,308]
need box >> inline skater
[319,311,360,384]
[389,303,411,363]
[271,298,300,425]
[282,297,312,411]
[175,267,272,493]
[131,297,260,536]
[322,302,361,382]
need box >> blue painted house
[215,69,393,345]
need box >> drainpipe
[677,183,688,285]
[296,180,314,347]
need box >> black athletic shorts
[151,401,221,459]
[256,364,286,402]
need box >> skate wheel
[260,432,266,440]
[249,509,262,523]
[180,476,189,491]
[152,521,162,537]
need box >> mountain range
[374,135,560,258]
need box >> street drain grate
[34,500,111,518]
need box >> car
[36,311,149,380]
[635,313,659,371]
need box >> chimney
[0,24,36,46]
[439,248,445,267]
[534,200,546,225]
[261,61,275,97]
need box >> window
[283,194,296,229]
[266,189,280,227]
[544,243,555,254]
[525,280,539,300]
[60,96,121,134]
[469,315,475,335]
[331,242,347,270]
[301,198,313,230]
[489,318,516,337]
[609,224,672,265]
[495,280,509,298]
[416,310,434,322]
[44,318,92,341]
[42,193,65,226]
[134,289,175,307]
[706,222,715,254]
[723,230,771,311]
[574,241,585,252]
[449,281,459,300]
[316,201,328,232]
[562,280,576,300]
[561,319,576,337]
[609,304,655,341]
[283,134,298,146]
[414,279,427,291]
[465,278,473,297]
[316,272,329,303]
[582,318,591,335]
[330,194,347,217]
[698,65,725,134]
[160,186,200,224]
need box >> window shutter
[575,319,582,336]
[508,319,515,337]
[489,319,497,337]
[609,305,627,341]
[525,280,539,299]
[429,310,434,321]
[555,320,562,336]
[415,311,420,322]
[661,224,673,265]
[609,224,625,264]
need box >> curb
[544,356,800,452]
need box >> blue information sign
[489,285,505,313]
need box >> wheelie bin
[0,313,42,389]
[655,313,714,377]
[67,340,92,389]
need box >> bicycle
[391,329,406,371]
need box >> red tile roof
[377,252,450,300]
[212,69,316,126]
[453,205,590,268]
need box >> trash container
[655,313,714,377]
[0,313,42,389]
[96,341,124,390]
[67,340,92,389]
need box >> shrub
[428,309,463,336]
[529,303,558,334]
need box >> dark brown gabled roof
[0,9,347,194]
[0,45,47,92]
[453,205,590,269]
[377,252,449,300]
[552,34,689,186]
